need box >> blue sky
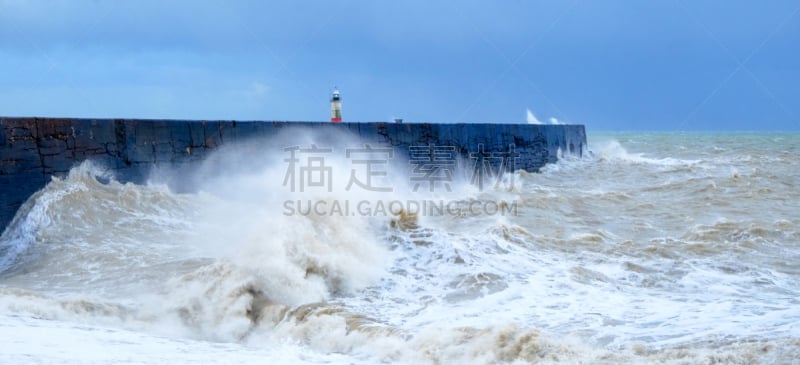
[1,0,798,130]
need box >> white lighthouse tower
[330,87,342,123]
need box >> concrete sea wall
[0,117,587,230]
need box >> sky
[0,0,798,131]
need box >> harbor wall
[0,117,587,230]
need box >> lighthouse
[330,87,342,123]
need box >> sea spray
[0,132,799,364]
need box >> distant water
[1,132,798,364]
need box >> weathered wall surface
[0,117,586,230]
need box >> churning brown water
[1,132,798,364]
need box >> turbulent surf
[1,132,798,364]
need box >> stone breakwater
[0,117,586,230]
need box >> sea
[0,132,798,364]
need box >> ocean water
[1,132,799,364]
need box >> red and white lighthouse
[330,87,342,123]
